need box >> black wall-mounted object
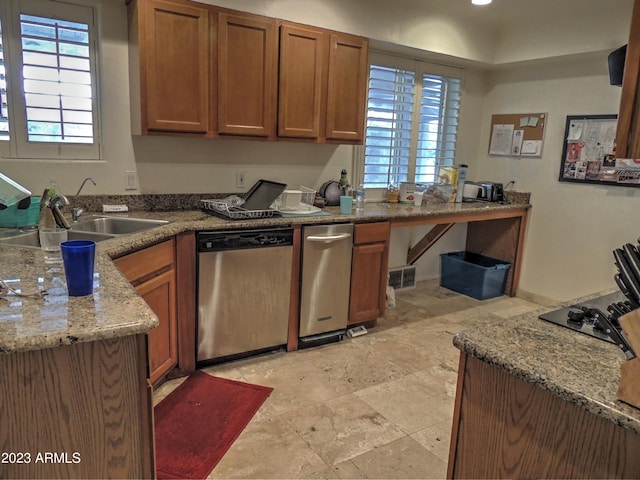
[608,44,627,86]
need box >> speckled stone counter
[0,245,158,354]
[453,291,640,435]
[0,198,530,356]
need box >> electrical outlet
[236,171,246,188]
[510,178,517,187]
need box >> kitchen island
[0,245,158,478]
[448,292,640,479]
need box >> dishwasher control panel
[197,227,294,252]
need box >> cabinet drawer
[114,239,175,284]
[354,222,390,245]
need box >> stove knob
[593,318,606,332]
[567,308,585,324]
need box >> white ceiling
[399,0,633,31]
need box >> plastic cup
[339,195,353,214]
[61,240,96,296]
[39,228,68,264]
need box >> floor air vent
[388,266,416,290]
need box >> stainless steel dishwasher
[197,227,293,364]
[299,223,353,348]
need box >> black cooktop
[538,291,629,344]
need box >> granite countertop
[0,245,158,354]
[453,291,640,436]
[0,197,530,355]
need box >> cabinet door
[217,12,278,137]
[114,239,177,386]
[141,0,210,134]
[616,0,640,158]
[278,23,325,139]
[137,269,177,386]
[349,242,386,325]
[325,33,368,142]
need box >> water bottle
[454,164,468,203]
[355,183,365,210]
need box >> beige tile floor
[153,279,543,479]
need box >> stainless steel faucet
[72,177,96,222]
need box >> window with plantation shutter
[0,0,100,160]
[0,16,9,141]
[21,14,93,144]
[361,53,462,193]
[364,65,415,189]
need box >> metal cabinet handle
[307,233,351,243]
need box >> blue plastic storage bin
[440,251,511,300]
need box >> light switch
[125,171,138,191]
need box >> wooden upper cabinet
[325,33,368,143]
[616,0,640,158]
[217,12,278,138]
[129,0,368,143]
[136,0,210,134]
[278,24,368,143]
[278,23,326,139]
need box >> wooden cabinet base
[114,239,178,386]
[349,222,390,326]
[448,354,640,479]
[0,335,153,478]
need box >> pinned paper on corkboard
[488,113,546,157]
[558,114,635,187]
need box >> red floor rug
[154,370,273,479]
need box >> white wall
[477,54,632,302]
[0,0,635,301]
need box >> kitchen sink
[0,216,169,249]
[0,230,115,248]
[69,216,169,235]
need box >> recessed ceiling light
[471,0,492,5]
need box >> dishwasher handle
[306,233,351,243]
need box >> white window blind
[364,65,415,188]
[0,15,8,141]
[362,54,462,189]
[416,74,461,183]
[21,14,93,144]
[0,0,100,160]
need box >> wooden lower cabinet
[349,222,390,326]
[0,334,154,478]
[114,239,178,386]
[448,354,640,479]
[136,269,177,385]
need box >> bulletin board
[558,114,635,187]
[488,113,547,157]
